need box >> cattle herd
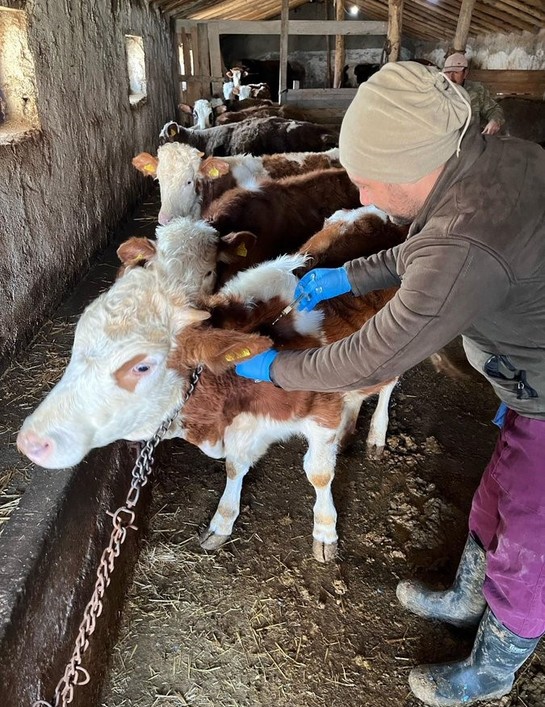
[17,66,438,562]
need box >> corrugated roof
[152,0,544,43]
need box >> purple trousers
[469,408,545,639]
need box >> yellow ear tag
[134,253,145,262]
[235,243,248,257]
[225,348,252,362]
[209,166,220,178]
[144,164,155,173]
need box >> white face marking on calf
[156,143,205,224]
[192,99,213,130]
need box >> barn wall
[415,28,545,70]
[0,0,176,371]
[220,3,414,88]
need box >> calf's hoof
[366,443,384,460]
[199,528,231,551]
[313,539,337,563]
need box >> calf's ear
[132,152,158,178]
[179,103,193,114]
[174,326,273,375]
[217,231,257,263]
[200,156,231,179]
[116,237,157,277]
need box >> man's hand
[234,349,278,382]
[294,267,351,312]
[482,120,501,135]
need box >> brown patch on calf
[308,473,333,489]
[180,370,344,449]
[196,171,238,213]
[261,153,341,179]
[297,214,408,274]
[114,354,149,392]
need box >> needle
[271,291,308,325]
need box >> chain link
[33,366,203,707]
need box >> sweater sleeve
[479,85,505,127]
[271,237,510,392]
[345,244,403,294]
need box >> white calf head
[117,218,219,297]
[17,265,210,469]
[156,143,205,224]
[192,99,213,130]
[226,67,247,88]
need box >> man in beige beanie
[443,52,505,135]
[235,60,545,706]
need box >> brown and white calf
[132,142,341,225]
[153,115,338,158]
[296,206,409,455]
[203,167,360,285]
[17,254,357,562]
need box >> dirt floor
[99,345,545,707]
[3,189,544,707]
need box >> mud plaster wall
[415,28,545,70]
[0,0,177,371]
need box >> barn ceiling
[153,0,545,43]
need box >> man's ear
[217,231,258,264]
[132,152,158,178]
[199,156,231,179]
[173,326,273,375]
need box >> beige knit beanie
[339,61,471,184]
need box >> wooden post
[278,0,289,104]
[207,23,223,96]
[386,0,404,63]
[333,0,345,88]
[452,0,477,53]
[197,23,211,97]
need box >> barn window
[125,34,147,106]
[0,7,40,143]
[178,44,194,93]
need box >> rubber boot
[408,607,540,706]
[396,534,486,628]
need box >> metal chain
[33,366,203,707]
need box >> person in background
[443,52,505,135]
[235,61,545,706]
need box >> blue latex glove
[235,349,278,382]
[294,267,351,312]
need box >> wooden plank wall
[470,70,545,100]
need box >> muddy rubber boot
[408,607,540,706]
[396,534,486,628]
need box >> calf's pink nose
[17,429,54,463]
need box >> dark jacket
[272,128,545,418]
